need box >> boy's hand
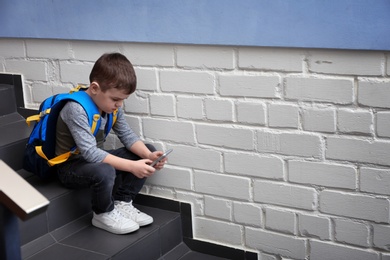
[148,151,167,170]
[130,159,156,178]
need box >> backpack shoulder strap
[105,109,118,137]
[65,91,101,136]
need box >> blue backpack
[23,86,117,179]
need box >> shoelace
[118,202,141,217]
[108,208,127,221]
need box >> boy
[55,53,166,234]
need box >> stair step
[18,170,184,259]
[0,84,17,116]
[17,170,230,260]
[162,242,230,260]
[0,84,32,170]
[21,206,182,260]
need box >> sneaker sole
[138,217,153,227]
[92,219,140,234]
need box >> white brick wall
[2,38,390,259]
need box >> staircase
[0,74,257,260]
[18,170,225,260]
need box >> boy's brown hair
[89,53,137,94]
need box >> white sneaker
[115,200,154,226]
[92,207,140,234]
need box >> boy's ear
[89,82,100,94]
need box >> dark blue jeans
[56,144,155,214]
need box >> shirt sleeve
[60,102,109,162]
[112,107,141,149]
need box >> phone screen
[150,149,173,167]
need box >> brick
[334,218,369,247]
[176,191,204,216]
[197,124,254,150]
[123,43,174,66]
[6,60,47,81]
[308,50,382,76]
[71,41,120,61]
[124,115,141,137]
[236,101,266,125]
[135,68,157,91]
[288,160,356,189]
[143,118,195,144]
[302,107,336,133]
[150,94,175,117]
[372,224,390,250]
[319,190,389,223]
[268,103,299,128]
[145,166,192,190]
[265,208,295,235]
[124,93,149,114]
[360,167,390,195]
[326,137,390,166]
[310,240,379,260]
[26,39,71,59]
[165,145,221,172]
[298,213,330,240]
[377,112,390,138]
[246,227,306,259]
[31,84,54,103]
[148,187,175,199]
[239,47,304,72]
[196,217,242,246]
[204,98,234,121]
[177,96,203,120]
[205,196,232,221]
[194,170,251,200]
[358,81,390,109]
[224,152,283,180]
[383,254,390,260]
[0,39,25,58]
[177,45,234,69]
[257,131,321,158]
[59,62,92,85]
[219,74,279,98]
[233,202,262,227]
[285,77,353,104]
[53,85,72,95]
[254,180,317,210]
[337,108,372,135]
[160,70,214,94]
[259,252,279,260]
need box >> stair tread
[22,205,181,260]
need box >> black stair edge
[0,73,35,119]
[18,108,38,119]
[0,73,24,109]
[134,194,257,260]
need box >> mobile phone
[150,149,173,167]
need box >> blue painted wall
[1,0,389,50]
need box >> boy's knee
[94,163,116,184]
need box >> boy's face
[89,82,130,114]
